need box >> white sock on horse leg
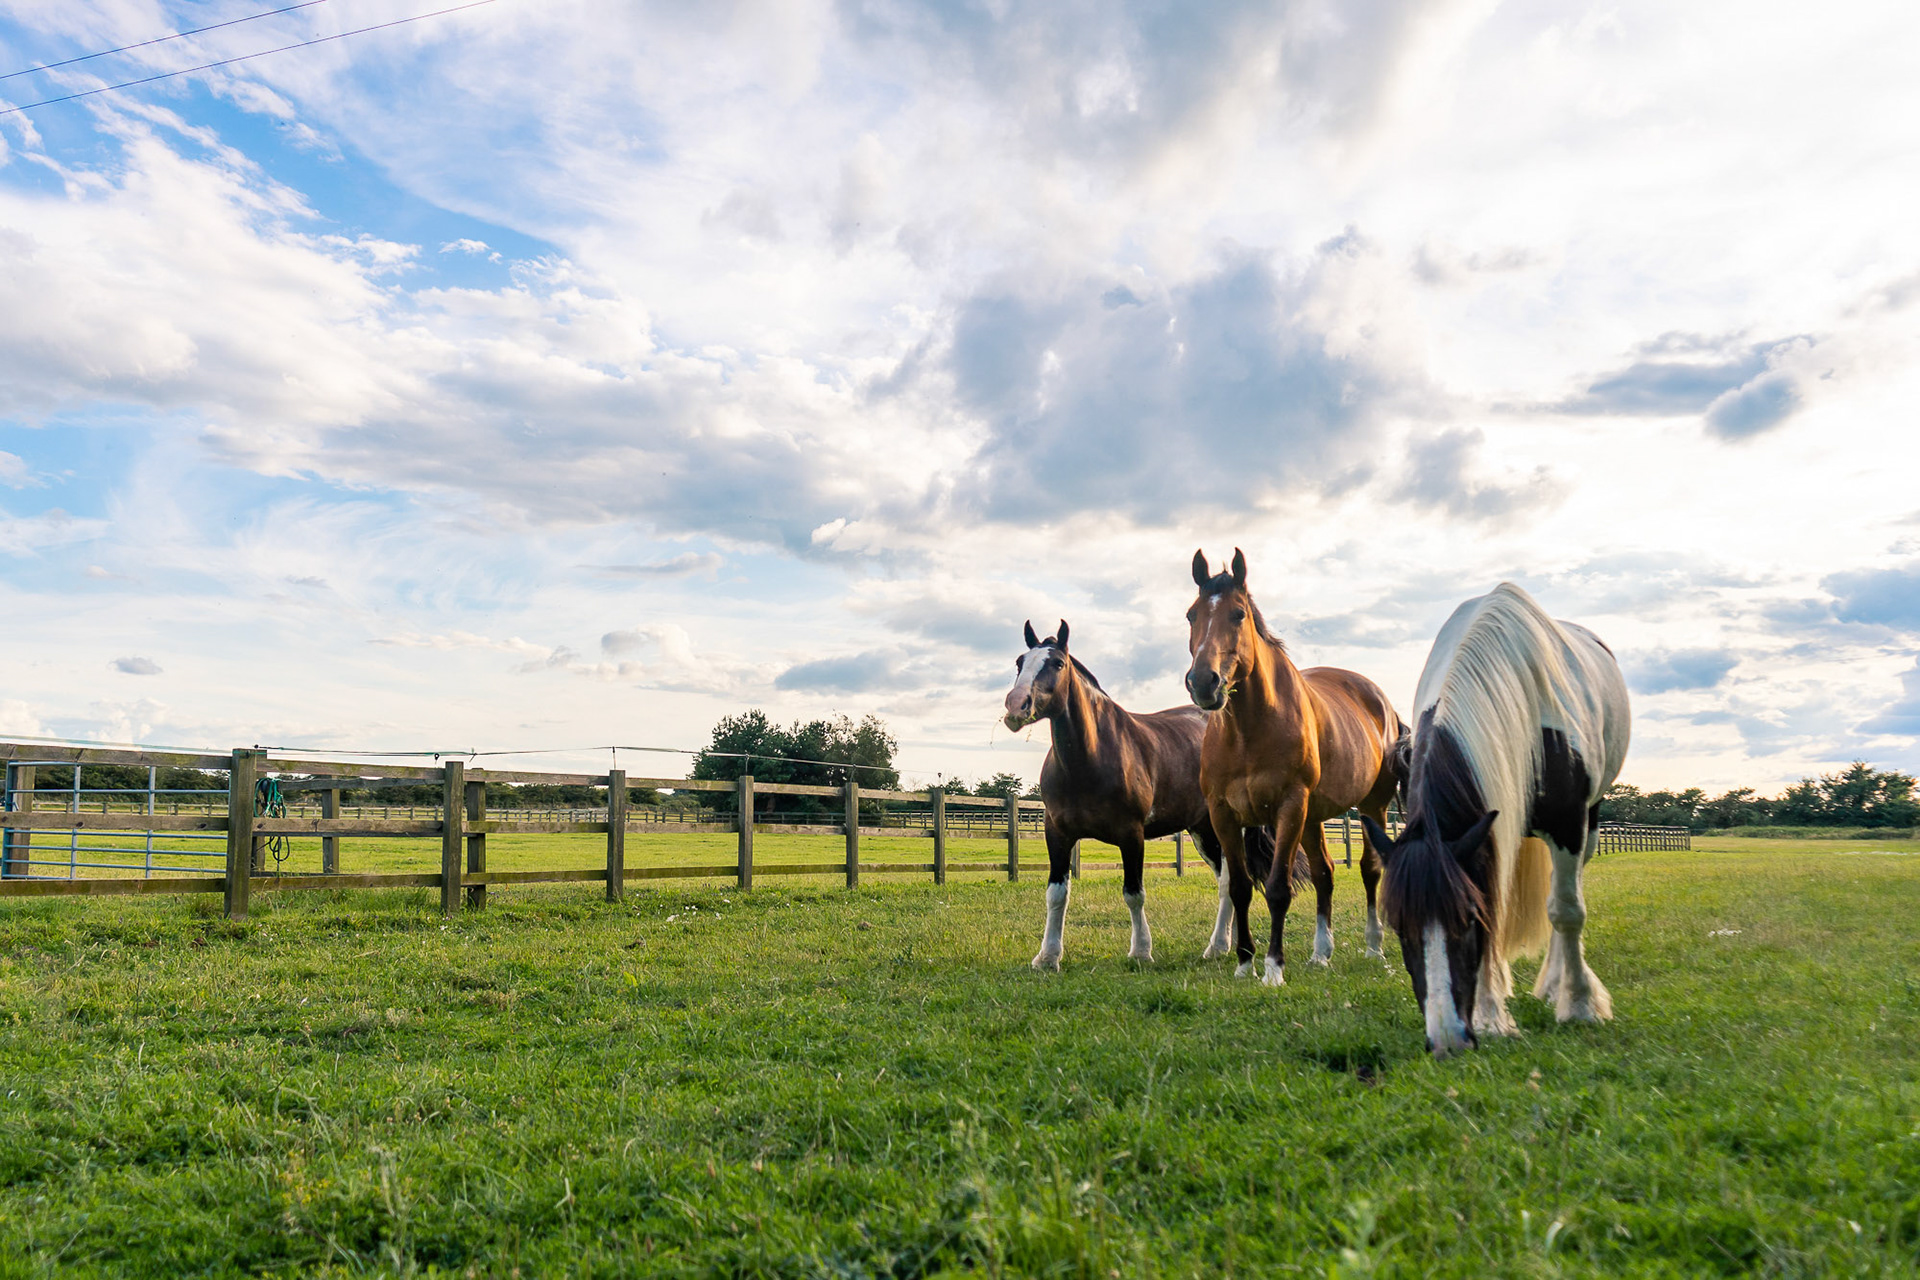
[1031,880,1069,971]
[1123,890,1153,961]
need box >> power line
[0,1,335,83]
[0,0,500,118]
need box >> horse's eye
[1231,610,1246,624]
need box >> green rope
[255,776,291,871]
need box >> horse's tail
[1500,835,1554,959]
[1290,843,1312,892]
[1242,825,1276,886]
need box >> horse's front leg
[1536,812,1612,1023]
[1209,804,1257,977]
[1118,830,1152,963]
[1030,820,1077,972]
[1260,792,1311,988]
[1303,818,1336,967]
[1190,821,1233,959]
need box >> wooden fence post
[1343,813,1352,867]
[844,776,860,889]
[737,774,755,890]
[441,760,464,916]
[605,769,626,903]
[1005,792,1020,882]
[320,787,341,874]
[465,778,487,911]
[932,787,946,885]
[2,763,33,878]
[1071,839,1080,879]
[1174,829,1184,876]
[224,749,259,920]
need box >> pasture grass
[0,838,1915,1277]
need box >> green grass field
[0,836,1916,1277]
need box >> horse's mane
[1198,573,1286,653]
[1065,653,1103,692]
[1036,635,1104,693]
[1380,717,1489,936]
[1399,583,1623,960]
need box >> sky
[0,0,1916,793]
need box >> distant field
[0,839,1915,1276]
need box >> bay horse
[1003,620,1273,970]
[1184,549,1406,985]
[1361,582,1630,1057]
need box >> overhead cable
[0,0,500,117]
[0,1,334,83]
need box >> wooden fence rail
[1596,823,1691,853]
[0,741,1414,918]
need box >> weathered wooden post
[1174,829,1184,877]
[320,786,341,874]
[843,775,860,889]
[441,760,464,916]
[1071,839,1081,879]
[2,763,33,878]
[1343,813,1352,868]
[605,769,627,903]
[931,786,946,885]
[224,749,260,920]
[465,776,487,910]
[737,774,755,890]
[1005,791,1020,882]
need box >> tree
[690,711,899,813]
[1598,784,1706,830]
[970,772,1025,800]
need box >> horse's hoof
[1362,946,1385,961]
[1128,950,1155,965]
[1031,953,1062,973]
[1307,952,1332,968]
[1233,961,1254,979]
[1261,957,1286,987]
[1557,996,1613,1024]
[1201,942,1230,960]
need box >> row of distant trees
[1600,761,1919,831]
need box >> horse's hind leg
[1191,822,1234,960]
[1357,807,1387,958]
[1304,820,1336,967]
[1119,831,1153,963]
[1031,821,1077,972]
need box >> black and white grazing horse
[1362,583,1631,1058]
[1003,621,1273,969]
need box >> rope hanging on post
[255,776,292,871]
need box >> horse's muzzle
[1185,667,1225,711]
[1003,693,1034,731]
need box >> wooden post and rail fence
[0,741,1686,918]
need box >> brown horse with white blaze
[1185,549,1406,985]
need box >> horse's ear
[1359,815,1394,860]
[1191,549,1209,587]
[1448,811,1498,865]
[1023,620,1039,649]
[1056,619,1069,649]
[1230,548,1247,589]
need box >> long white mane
[1413,582,1631,956]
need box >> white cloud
[0,0,1916,791]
